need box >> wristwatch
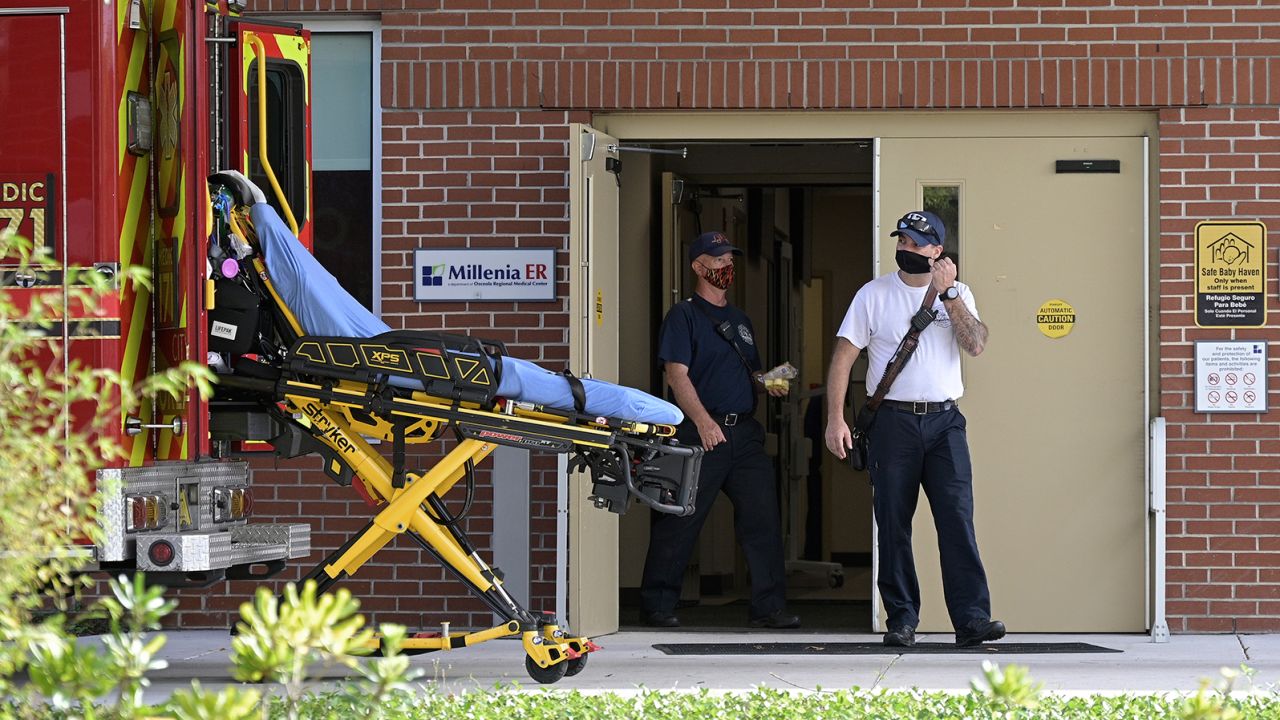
[940,286,960,302]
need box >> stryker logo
[211,321,237,340]
[301,402,358,455]
[475,430,567,450]
[478,430,523,442]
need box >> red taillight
[126,494,168,531]
[148,540,175,567]
[128,497,147,531]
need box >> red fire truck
[0,0,315,582]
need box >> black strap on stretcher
[561,369,587,414]
[391,418,411,489]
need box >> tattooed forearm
[946,300,988,356]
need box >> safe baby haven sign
[1195,221,1267,327]
[414,248,556,302]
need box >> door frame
[587,110,1160,632]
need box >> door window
[310,32,375,310]
[922,184,960,263]
[247,59,308,227]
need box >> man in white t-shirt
[824,210,1005,649]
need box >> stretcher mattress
[251,204,683,425]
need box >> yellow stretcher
[205,179,702,684]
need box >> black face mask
[895,249,934,274]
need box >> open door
[228,20,313,250]
[876,135,1148,632]
[567,124,621,636]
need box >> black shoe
[883,626,916,647]
[642,611,680,628]
[748,609,801,629]
[955,619,1006,647]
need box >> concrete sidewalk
[127,629,1280,701]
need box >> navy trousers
[867,405,991,632]
[639,416,787,620]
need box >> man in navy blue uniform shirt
[639,230,800,630]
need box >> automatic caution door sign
[1036,299,1075,339]
[1195,221,1267,327]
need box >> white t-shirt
[835,272,980,402]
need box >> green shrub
[0,226,210,637]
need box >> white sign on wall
[1194,340,1268,413]
[413,248,556,302]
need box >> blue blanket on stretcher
[251,204,683,425]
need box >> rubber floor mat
[653,642,1121,655]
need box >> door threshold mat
[653,641,1120,655]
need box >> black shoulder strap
[862,287,939,418]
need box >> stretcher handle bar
[248,34,300,236]
[614,439,699,517]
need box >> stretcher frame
[208,192,702,684]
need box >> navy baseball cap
[688,230,742,262]
[890,211,946,247]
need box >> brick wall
[217,0,1280,632]
[1157,106,1280,633]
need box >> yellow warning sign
[1036,299,1075,339]
[1195,221,1267,327]
[595,288,604,326]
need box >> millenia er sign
[414,248,556,302]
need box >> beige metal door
[568,124,621,636]
[878,136,1147,632]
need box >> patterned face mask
[698,261,735,289]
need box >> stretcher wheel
[829,572,845,589]
[564,653,588,677]
[525,654,568,684]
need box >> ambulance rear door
[228,19,313,250]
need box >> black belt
[712,413,746,426]
[880,399,956,415]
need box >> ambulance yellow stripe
[125,238,154,468]
[118,159,148,274]
[117,31,147,169]
[160,0,177,34]
[175,173,188,330]
[274,33,312,102]
[241,32,255,94]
